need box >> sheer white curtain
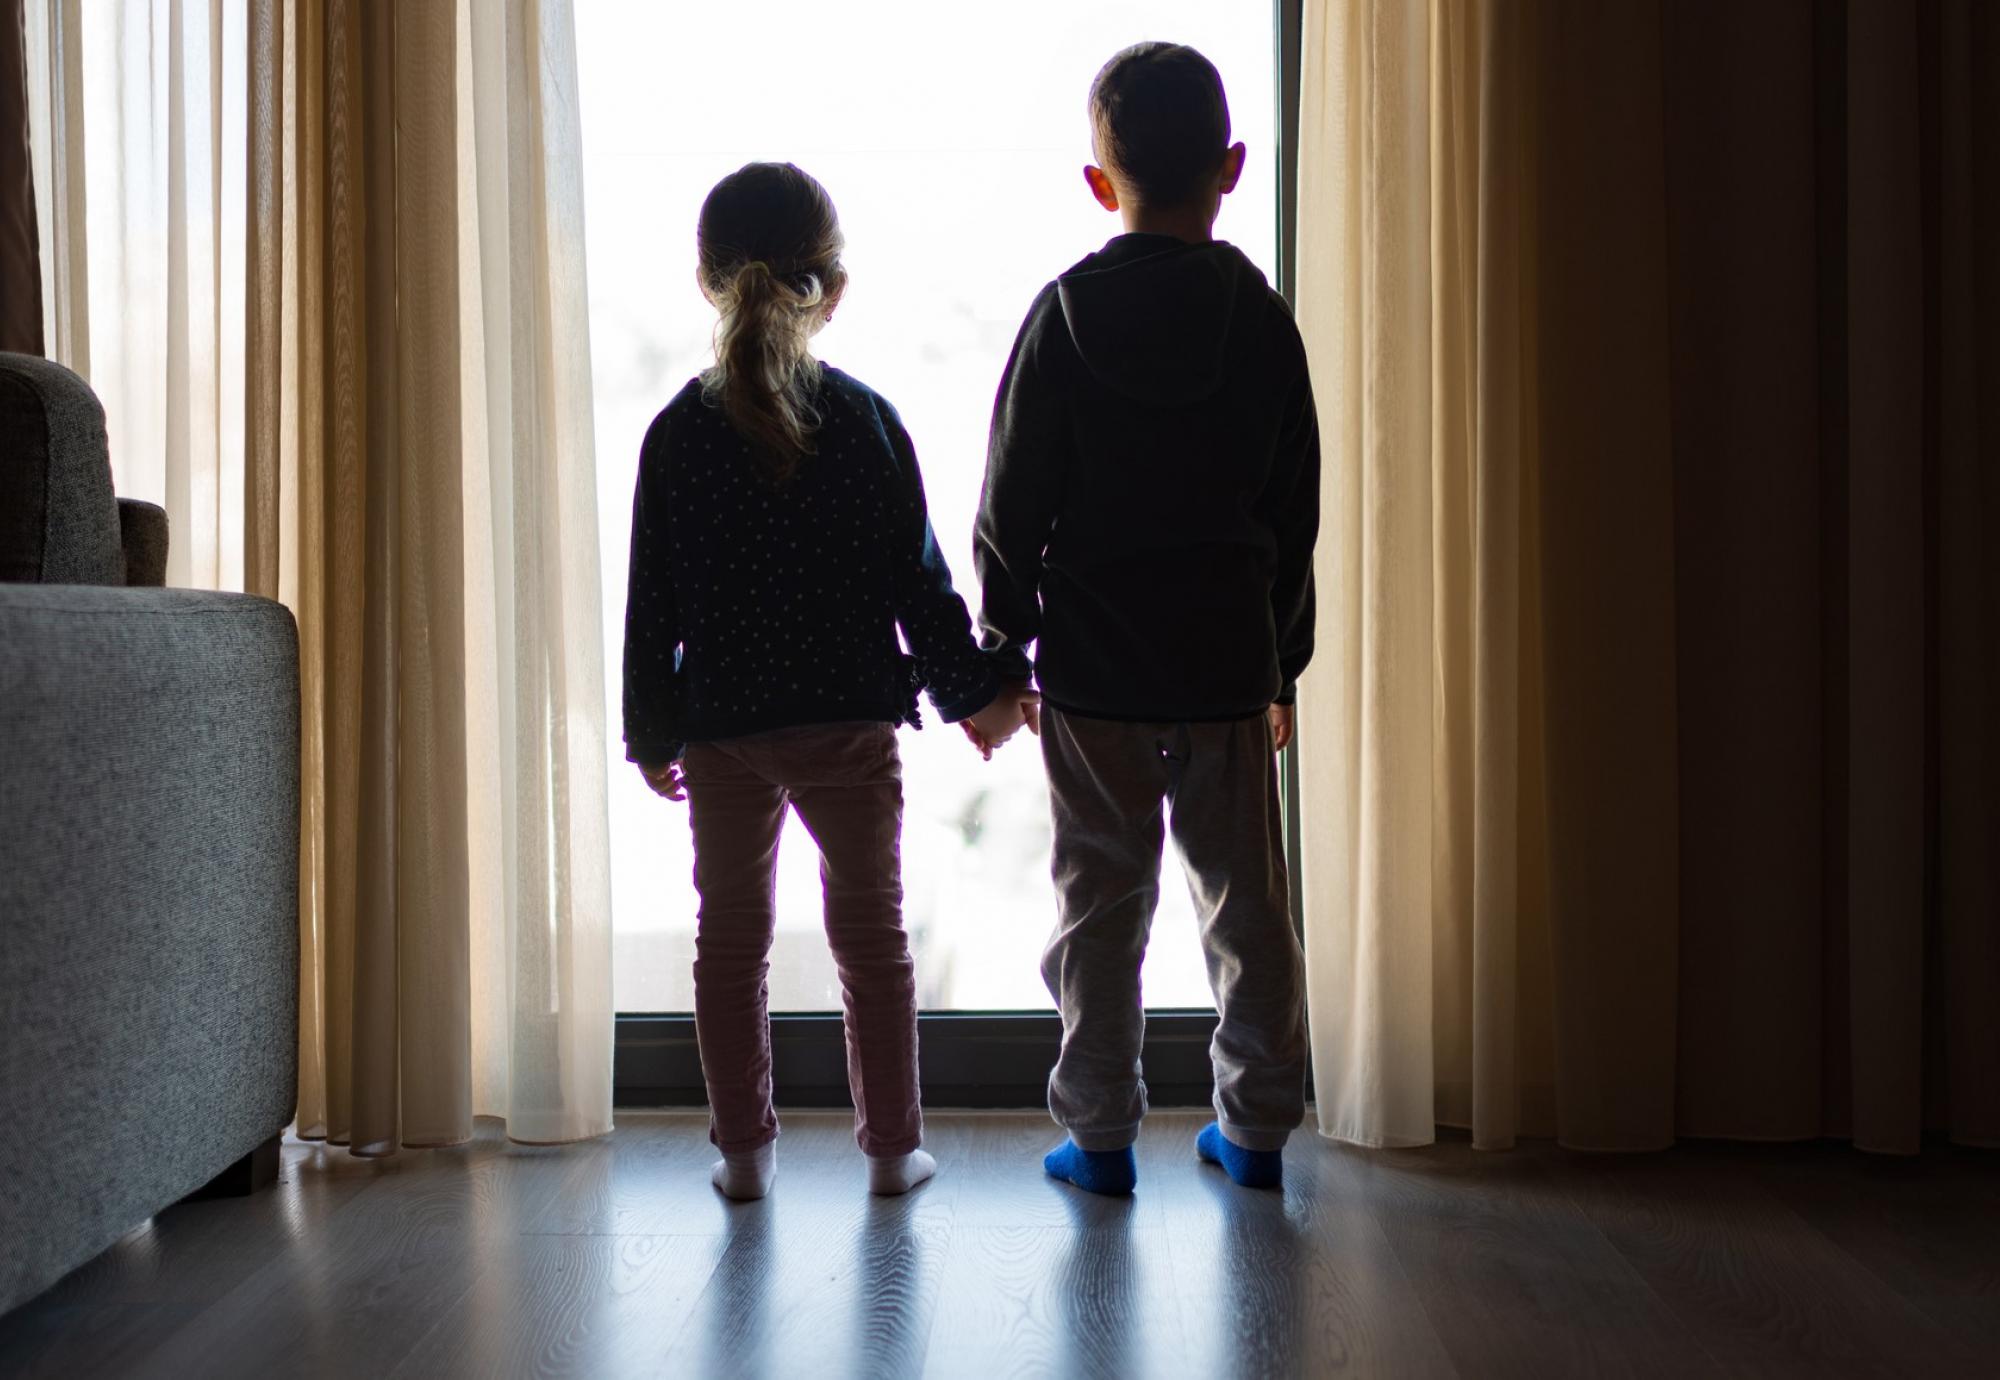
[25,0,248,588]
[458,0,614,1141]
[21,0,87,366]
[28,0,614,1151]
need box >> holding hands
[639,682,1044,799]
[645,691,1271,796]
[961,683,1041,760]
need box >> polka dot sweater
[622,365,1025,764]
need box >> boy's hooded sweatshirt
[975,232,1319,722]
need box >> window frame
[613,0,1307,1109]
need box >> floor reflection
[1195,1169,1310,1377]
[674,1175,950,1380]
[682,1194,771,1378]
[851,1194,941,1374]
[1054,1187,1143,1379]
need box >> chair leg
[183,1133,281,1200]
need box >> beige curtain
[1,0,40,352]
[454,0,614,1142]
[1294,0,1552,1151]
[30,0,614,1154]
[1296,0,1999,1154]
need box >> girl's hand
[639,759,686,800]
[1018,691,1042,738]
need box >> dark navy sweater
[976,234,1319,721]
[622,365,1020,765]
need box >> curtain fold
[1295,0,1556,1151]
[29,0,614,1154]
[1530,0,1684,1153]
[0,0,40,353]
[267,0,614,1153]
[1657,0,1829,1142]
[1298,0,2000,1154]
[21,0,87,363]
[30,0,249,587]
[1294,0,1437,1150]
[458,0,613,1143]
[1931,0,2000,1146]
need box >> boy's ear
[1083,164,1120,213]
[1218,142,1247,196]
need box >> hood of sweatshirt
[1055,234,1273,406]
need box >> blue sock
[1196,1121,1283,1189]
[1043,1139,1137,1196]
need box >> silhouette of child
[976,45,1321,1194]
[623,162,1035,1200]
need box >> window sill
[614,1009,1222,1109]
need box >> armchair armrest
[0,583,300,1313]
[116,499,169,587]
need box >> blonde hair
[697,164,848,481]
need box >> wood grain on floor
[1,1111,1995,1380]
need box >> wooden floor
[3,1110,1997,1379]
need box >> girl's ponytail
[697,165,848,482]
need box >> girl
[622,162,1032,1199]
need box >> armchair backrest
[0,351,125,586]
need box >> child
[623,162,1034,1200]
[975,44,1320,1193]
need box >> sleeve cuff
[985,645,1033,685]
[1273,682,1298,707]
[936,643,1039,723]
[934,671,1004,725]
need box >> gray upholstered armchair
[0,352,301,1314]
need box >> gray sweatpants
[1039,706,1308,1153]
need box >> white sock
[711,1142,776,1201]
[867,1147,937,1196]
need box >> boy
[975,42,1320,1194]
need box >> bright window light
[578,0,1278,1013]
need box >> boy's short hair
[1088,42,1232,208]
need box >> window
[579,1,1281,1015]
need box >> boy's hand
[961,685,1040,760]
[1268,703,1295,752]
[638,759,685,800]
[958,720,996,760]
